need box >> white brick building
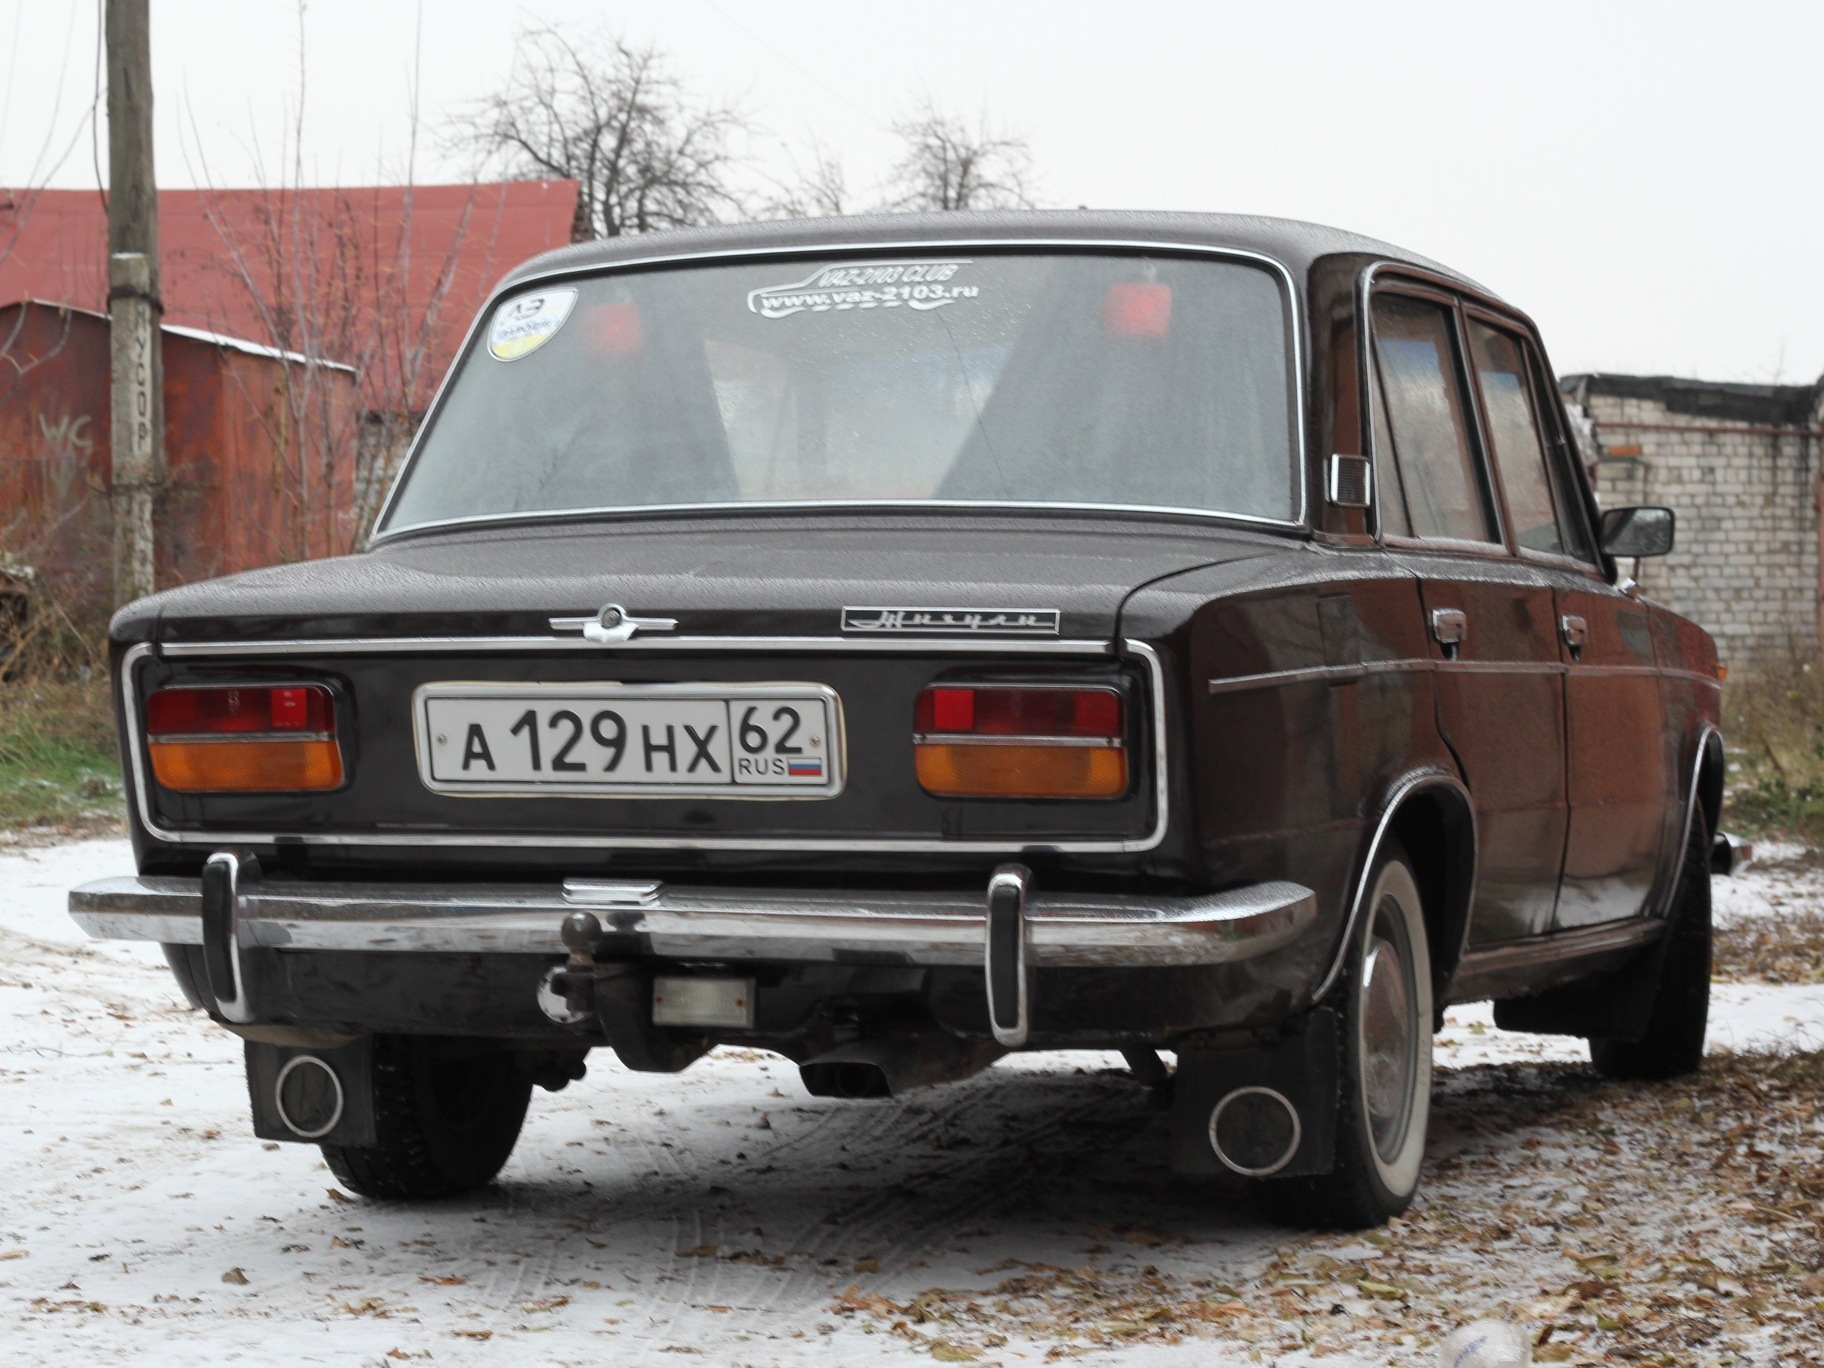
[1561,373,1824,666]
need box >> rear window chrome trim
[371,501,1308,547]
[369,236,1309,542]
[121,640,1172,855]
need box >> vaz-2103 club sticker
[488,288,578,360]
[748,260,979,319]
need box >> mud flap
[1170,1009,1340,1177]
[246,1038,378,1147]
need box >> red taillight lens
[914,686,1120,738]
[146,684,342,792]
[147,684,335,736]
[913,684,1126,798]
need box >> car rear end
[70,228,1326,1186]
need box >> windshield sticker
[488,289,578,361]
[749,260,978,319]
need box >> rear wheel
[1256,845,1433,1229]
[1589,818,1711,1081]
[321,1036,532,1200]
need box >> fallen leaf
[930,1341,979,1362]
[220,1268,249,1286]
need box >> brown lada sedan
[71,211,1735,1228]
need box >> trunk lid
[123,514,1283,646]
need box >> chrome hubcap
[1361,900,1416,1161]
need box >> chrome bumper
[69,873,1317,969]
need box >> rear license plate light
[652,976,756,1029]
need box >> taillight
[146,684,343,792]
[913,684,1127,798]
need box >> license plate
[414,682,843,798]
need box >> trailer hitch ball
[535,911,606,1026]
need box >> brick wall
[1562,374,1822,666]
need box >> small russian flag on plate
[787,757,824,777]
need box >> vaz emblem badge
[841,607,1061,636]
[549,604,680,644]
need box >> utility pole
[106,0,163,606]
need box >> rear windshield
[379,250,1300,533]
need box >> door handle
[1560,614,1588,660]
[1429,607,1467,660]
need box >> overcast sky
[3,0,1820,385]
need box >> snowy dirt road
[3,839,1821,1367]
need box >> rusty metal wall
[0,303,112,610]
[0,302,358,615]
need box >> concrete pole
[106,0,163,607]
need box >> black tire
[1588,818,1712,1081]
[321,1036,533,1200]
[1256,844,1433,1229]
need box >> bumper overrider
[70,858,1317,1048]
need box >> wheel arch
[1314,770,1477,1018]
[1693,725,1724,848]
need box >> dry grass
[0,570,123,839]
[0,674,124,838]
[1724,660,1824,846]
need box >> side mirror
[1599,505,1675,559]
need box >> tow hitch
[544,910,709,1073]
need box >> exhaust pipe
[799,1035,1006,1099]
[1208,1085,1302,1176]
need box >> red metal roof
[0,180,578,410]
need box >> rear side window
[1467,320,1593,561]
[1371,296,1495,542]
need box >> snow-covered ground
[2,839,1820,1366]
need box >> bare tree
[883,101,1035,212]
[452,27,745,241]
[181,2,498,557]
[757,136,850,220]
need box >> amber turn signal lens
[915,743,1127,799]
[150,738,344,792]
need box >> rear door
[1370,288,1567,946]
[1460,313,1675,928]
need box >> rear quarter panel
[1123,545,1456,998]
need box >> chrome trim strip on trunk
[120,639,1171,854]
[158,635,1120,657]
[70,873,1317,969]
